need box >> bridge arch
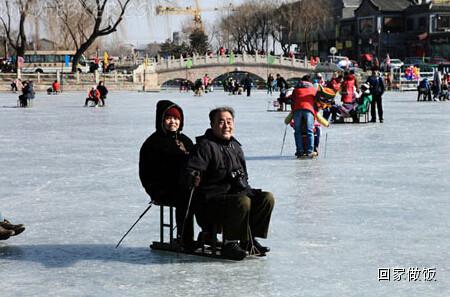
[142,54,315,90]
[160,77,194,88]
[211,71,266,88]
[157,64,311,88]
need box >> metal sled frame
[150,204,224,258]
[335,105,370,124]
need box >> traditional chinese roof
[343,0,362,6]
[369,0,413,11]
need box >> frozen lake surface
[1,90,449,297]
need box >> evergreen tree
[189,29,209,55]
[159,40,190,58]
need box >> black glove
[193,175,201,188]
[187,171,201,188]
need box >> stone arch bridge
[136,54,315,90]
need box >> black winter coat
[139,100,194,203]
[185,129,251,202]
[97,85,108,98]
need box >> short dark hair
[209,106,235,123]
[301,75,311,82]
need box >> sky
[119,0,243,48]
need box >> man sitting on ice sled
[184,107,275,260]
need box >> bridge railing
[0,71,135,91]
[153,53,313,71]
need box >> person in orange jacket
[84,86,101,107]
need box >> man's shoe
[0,226,14,240]
[222,242,247,260]
[379,119,384,123]
[370,119,376,123]
[241,238,270,255]
[0,220,25,236]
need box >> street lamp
[386,30,390,57]
[377,29,381,60]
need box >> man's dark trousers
[371,94,383,121]
[197,190,274,242]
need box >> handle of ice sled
[116,201,153,248]
[280,124,288,156]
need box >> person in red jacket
[84,86,101,107]
[322,73,343,120]
[47,80,60,95]
[329,71,359,122]
[340,70,357,104]
[52,80,60,93]
[291,75,317,158]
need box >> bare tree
[296,0,333,57]
[271,1,298,55]
[0,0,37,66]
[271,0,333,56]
[43,1,92,50]
[218,0,277,54]
[48,0,132,72]
[219,12,245,52]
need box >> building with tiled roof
[287,0,449,60]
[336,0,450,59]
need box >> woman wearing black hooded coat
[139,100,194,246]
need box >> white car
[381,58,403,71]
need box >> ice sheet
[1,89,449,296]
